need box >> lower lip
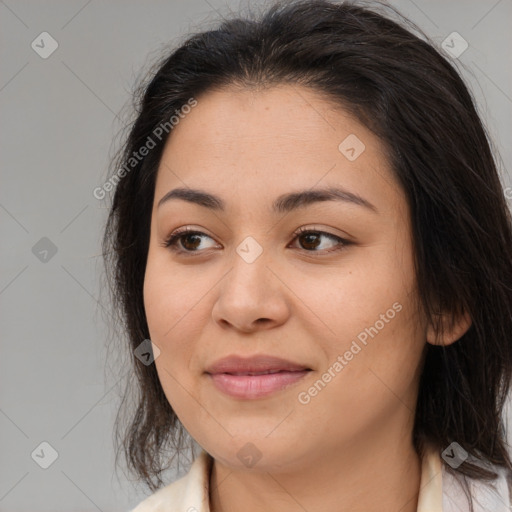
[207,370,310,399]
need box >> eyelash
[161,226,351,256]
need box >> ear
[426,309,472,346]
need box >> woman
[102,1,512,510]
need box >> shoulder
[129,450,213,512]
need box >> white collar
[130,445,510,511]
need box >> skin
[143,84,471,512]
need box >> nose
[211,246,291,333]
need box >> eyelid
[293,225,352,241]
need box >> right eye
[161,227,219,254]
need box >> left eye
[162,227,349,255]
[290,229,347,253]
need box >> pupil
[183,234,201,250]
[302,233,319,249]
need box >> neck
[209,425,422,512]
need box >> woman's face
[143,84,428,471]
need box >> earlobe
[426,309,472,346]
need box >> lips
[205,355,311,375]
[205,355,312,399]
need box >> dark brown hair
[102,0,512,506]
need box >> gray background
[1,0,511,511]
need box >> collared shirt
[130,444,511,511]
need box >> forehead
[154,84,401,216]
[161,84,372,156]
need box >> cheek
[310,240,423,394]
[293,248,416,353]
[302,306,424,436]
[143,252,218,382]
[144,252,197,338]
[329,297,424,419]
[143,263,199,416]
[143,259,194,371]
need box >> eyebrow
[157,186,378,214]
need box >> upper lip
[205,355,311,374]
